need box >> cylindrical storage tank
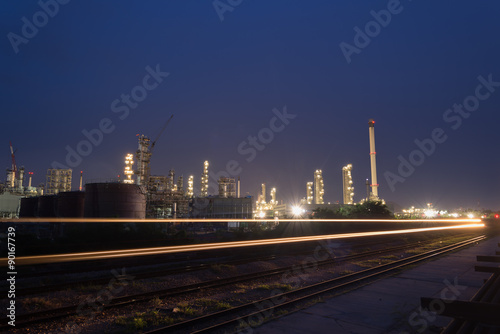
[19,197,39,217]
[84,183,146,219]
[37,195,57,217]
[57,191,85,217]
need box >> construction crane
[135,115,174,187]
[9,141,16,174]
[151,114,174,152]
[7,141,17,189]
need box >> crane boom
[151,114,174,151]
[9,141,16,173]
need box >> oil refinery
[0,119,394,219]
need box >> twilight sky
[1,0,500,210]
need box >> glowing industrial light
[424,209,437,218]
[123,153,135,184]
[200,161,209,197]
[495,214,499,219]
[467,213,474,219]
[306,182,314,205]
[187,175,194,197]
[292,205,304,217]
[258,211,266,219]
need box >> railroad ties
[420,242,500,333]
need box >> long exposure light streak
[0,218,483,223]
[6,223,484,266]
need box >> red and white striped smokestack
[368,119,379,199]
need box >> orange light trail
[4,223,484,266]
[0,218,483,223]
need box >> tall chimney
[237,177,241,198]
[79,171,83,191]
[368,119,379,199]
[261,183,266,204]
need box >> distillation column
[200,161,209,197]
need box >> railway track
[0,234,485,332]
[144,235,487,334]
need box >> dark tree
[310,201,393,219]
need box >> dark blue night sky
[1,0,500,210]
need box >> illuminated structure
[270,187,277,206]
[200,160,209,197]
[46,168,72,195]
[260,183,266,205]
[168,169,175,191]
[135,115,173,188]
[396,204,453,219]
[177,176,183,193]
[22,171,38,197]
[3,142,41,198]
[368,119,379,200]
[15,167,24,193]
[5,166,25,193]
[147,174,189,218]
[148,176,168,192]
[123,154,134,184]
[133,130,190,217]
[342,164,354,204]
[218,177,236,198]
[135,135,151,186]
[306,182,313,204]
[5,169,15,190]
[255,183,279,218]
[187,175,194,197]
[314,170,324,205]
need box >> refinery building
[3,116,253,220]
[2,118,383,221]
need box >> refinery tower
[342,164,354,204]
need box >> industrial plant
[1,118,385,220]
[255,183,279,218]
